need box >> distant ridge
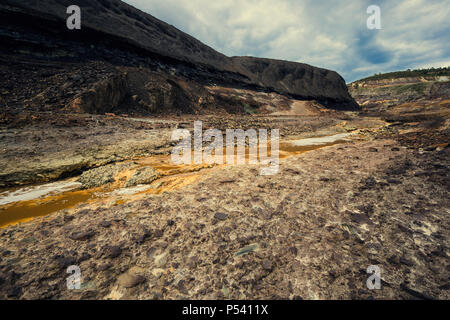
[354,67,450,83]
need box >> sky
[123,0,450,82]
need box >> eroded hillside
[0,0,357,123]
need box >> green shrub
[242,103,258,114]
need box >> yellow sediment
[0,137,350,228]
[0,189,99,228]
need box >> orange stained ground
[0,140,346,228]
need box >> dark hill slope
[0,0,358,112]
[232,56,352,106]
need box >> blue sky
[124,0,450,82]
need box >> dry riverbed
[0,113,381,227]
[0,112,448,300]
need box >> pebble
[262,259,273,271]
[69,230,95,241]
[97,262,113,271]
[106,246,122,259]
[154,252,168,267]
[118,273,145,288]
[214,212,228,221]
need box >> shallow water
[0,181,82,206]
[0,189,95,228]
[288,133,350,146]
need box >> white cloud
[124,0,450,82]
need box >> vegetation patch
[243,103,258,115]
[358,67,449,82]
[394,83,428,95]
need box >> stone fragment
[106,246,122,259]
[97,263,113,271]
[235,243,259,257]
[69,230,95,241]
[99,221,112,228]
[154,252,168,268]
[118,273,145,288]
[262,259,273,271]
[125,167,159,187]
[214,212,228,221]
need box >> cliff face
[2,0,233,70]
[0,0,358,114]
[349,76,450,110]
[232,57,356,108]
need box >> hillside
[348,68,450,116]
[0,0,358,122]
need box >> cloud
[124,0,450,82]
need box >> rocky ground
[0,114,175,188]
[0,108,448,300]
[1,0,448,302]
[0,110,354,188]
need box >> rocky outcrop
[70,73,128,114]
[349,76,450,110]
[233,57,357,108]
[0,0,358,112]
[350,76,449,89]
